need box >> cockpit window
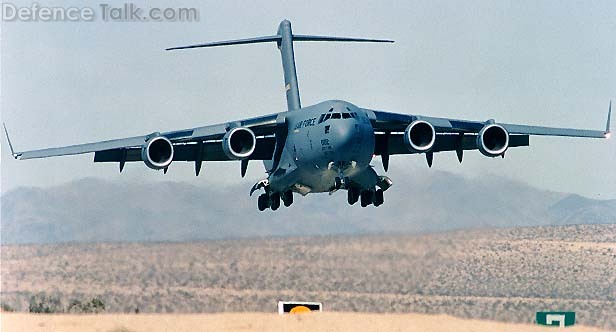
[318,109,357,124]
[318,113,331,124]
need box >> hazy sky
[1,0,615,198]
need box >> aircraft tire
[282,190,293,207]
[335,177,342,189]
[360,190,370,207]
[374,189,384,206]
[258,193,269,211]
[270,192,281,211]
[348,188,359,205]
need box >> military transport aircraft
[4,20,612,211]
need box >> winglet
[3,123,19,159]
[605,100,612,139]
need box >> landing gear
[258,193,269,211]
[357,188,384,207]
[360,190,373,207]
[334,177,343,190]
[334,176,352,190]
[282,190,293,207]
[374,189,384,207]
[347,187,359,205]
[257,190,293,211]
[270,192,281,211]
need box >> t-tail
[605,100,612,139]
[166,20,393,111]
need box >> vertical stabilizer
[605,100,612,139]
[166,20,393,112]
[277,20,301,111]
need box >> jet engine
[477,124,509,157]
[222,127,256,160]
[141,135,174,170]
[404,120,435,152]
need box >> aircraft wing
[365,103,611,162]
[5,112,283,162]
[367,109,609,138]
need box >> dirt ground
[2,225,615,329]
[0,312,611,332]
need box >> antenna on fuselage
[166,20,393,112]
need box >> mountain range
[2,165,615,244]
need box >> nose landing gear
[333,176,351,191]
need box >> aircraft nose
[330,119,359,152]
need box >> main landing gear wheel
[270,192,281,211]
[347,188,359,205]
[257,190,292,211]
[282,190,293,207]
[374,189,384,207]
[258,193,269,211]
[360,190,373,207]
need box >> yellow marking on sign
[289,305,311,314]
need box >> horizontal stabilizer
[166,34,393,51]
[166,35,281,51]
[292,34,393,43]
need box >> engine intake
[142,135,174,170]
[222,127,256,160]
[404,120,435,152]
[477,124,509,157]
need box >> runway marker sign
[536,312,575,327]
[278,301,322,314]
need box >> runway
[1,312,609,332]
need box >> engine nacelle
[477,124,509,157]
[222,127,256,160]
[141,135,174,170]
[404,120,436,152]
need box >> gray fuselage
[265,100,377,194]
